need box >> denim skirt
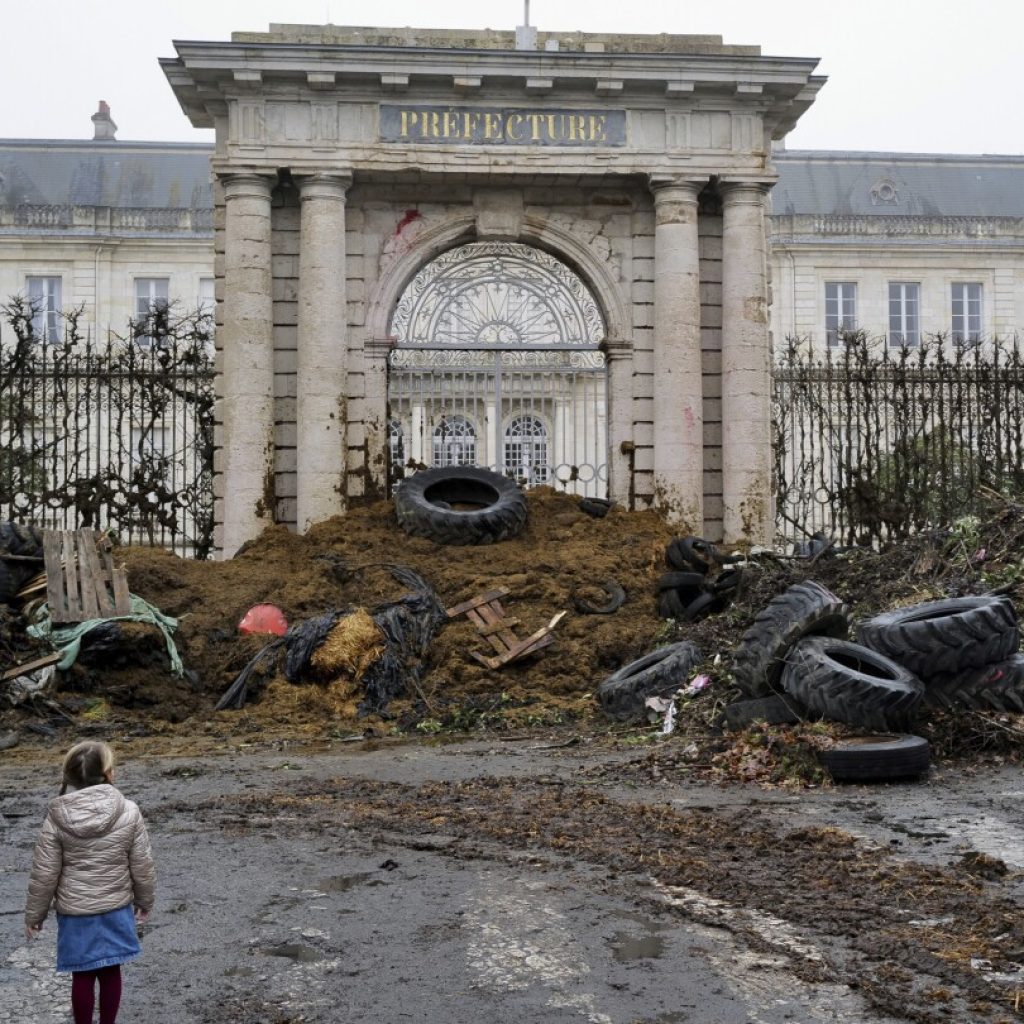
[55,905,141,973]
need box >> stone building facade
[0,105,213,340]
[162,23,825,556]
[769,149,1024,350]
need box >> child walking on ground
[24,740,156,1024]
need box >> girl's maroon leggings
[71,965,122,1024]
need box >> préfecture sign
[380,105,627,147]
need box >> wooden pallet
[446,588,565,670]
[41,529,131,624]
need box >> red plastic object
[238,604,288,637]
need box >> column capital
[717,179,773,205]
[298,171,353,202]
[219,172,275,201]
[648,176,705,203]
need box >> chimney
[91,101,118,141]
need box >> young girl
[24,740,156,1024]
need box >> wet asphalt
[2,738,1021,1023]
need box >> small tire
[656,588,687,620]
[655,571,706,593]
[0,522,44,558]
[857,596,1019,679]
[394,467,528,546]
[781,637,924,732]
[822,734,930,783]
[597,641,703,722]
[572,580,626,616]
[924,653,1024,713]
[732,581,850,698]
[665,537,716,574]
[709,566,743,596]
[579,497,613,519]
[680,591,717,623]
[723,694,805,731]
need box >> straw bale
[310,608,385,679]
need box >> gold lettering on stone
[381,105,626,147]
[484,112,502,139]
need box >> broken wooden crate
[41,529,131,624]
[446,588,566,670]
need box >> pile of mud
[68,490,682,734]
[5,489,1024,753]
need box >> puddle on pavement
[889,823,949,841]
[316,872,377,893]
[940,813,1024,866]
[255,943,323,963]
[611,932,667,961]
[608,911,669,962]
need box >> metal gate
[386,242,608,496]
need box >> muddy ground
[3,490,1024,1020]
[2,739,1024,1023]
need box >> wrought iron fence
[773,332,1024,547]
[8,300,1024,560]
[0,298,215,559]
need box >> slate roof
[772,150,1024,218]
[2,139,1022,220]
[0,140,213,210]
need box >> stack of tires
[857,597,1022,713]
[732,584,1023,781]
[730,581,932,781]
[655,536,743,622]
[0,522,44,605]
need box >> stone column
[220,172,274,557]
[363,336,393,499]
[651,178,704,528]
[297,172,351,530]
[720,181,773,546]
[604,336,633,506]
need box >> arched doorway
[387,241,607,494]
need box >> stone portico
[162,24,823,556]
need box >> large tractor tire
[597,641,702,722]
[857,596,1019,679]
[781,636,924,732]
[394,467,528,546]
[732,581,850,698]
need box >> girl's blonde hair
[60,741,114,795]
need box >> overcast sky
[3,0,1021,154]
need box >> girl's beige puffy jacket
[24,784,155,927]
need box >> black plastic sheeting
[215,565,446,715]
[358,566,447,715]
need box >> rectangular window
[825,282,857,345]
[888,282,920,346]
[131,424,169,459]
[134,277,170,346]
[951,282,982,344]
[198,277,216,347]
[198,277,215,316]
[26,276,62,342]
